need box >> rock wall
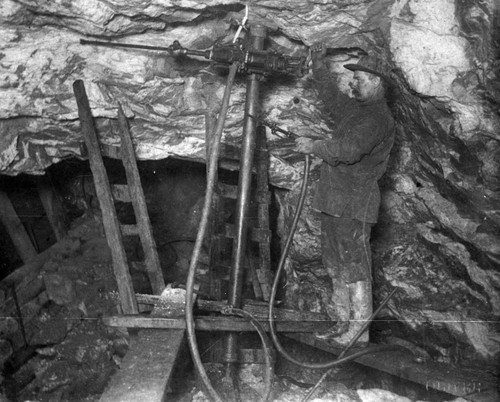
[1,0,499,365]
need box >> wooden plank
[132,294,329,322]
[255,127,272,300]
[73,80,138,315]
[103,315,333,333]
[0,191,37,263]
[37,176,68,241]
[219,143,243,162]
[247,254,264,300]
[100,287,192,402]
[201,299,328,322]
[218,182,238,199]
[286,333,499,401]
[99,142,122,159]
[207,199,225,301]
[117,105,165,295]
[205,111,225,301]
[120,224,139,236]
[225,223,270,243]
[99,329,185,402]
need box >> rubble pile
[0,214,128,401]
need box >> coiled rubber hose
[267,154,397,371]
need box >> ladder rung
[121,224,139,236]
[99,143,122,159]
[218,183,238,199]
[225,224,270,243]
[112,184,131,202]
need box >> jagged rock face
[1,0,499,364]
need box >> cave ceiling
[1,0,500,363]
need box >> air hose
[185,62,273,402]
[267,154,398,373]
[221,306,274,402]
[185,63,238,402]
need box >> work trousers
[320,214,373,284]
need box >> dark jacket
[310,59,395,223]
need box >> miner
[295,43,396,347]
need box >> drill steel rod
[81,39,174,52]
[80,39,208,57]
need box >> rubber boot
[326,280,372,348]
[314,281,350,340]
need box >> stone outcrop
[1,0,499,366]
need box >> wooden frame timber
[73,80,138,314]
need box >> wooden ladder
[73,80,165,314]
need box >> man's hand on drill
[295,137,315,154]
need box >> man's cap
[344,54,393,84]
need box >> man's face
[350,71,382,101]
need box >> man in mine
[295,43,396,347]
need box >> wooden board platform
[100,287,193,401]
[286,333,499,401]
[103,314,333,333]
[99,329,185,402]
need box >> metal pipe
[224,24,267,367]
